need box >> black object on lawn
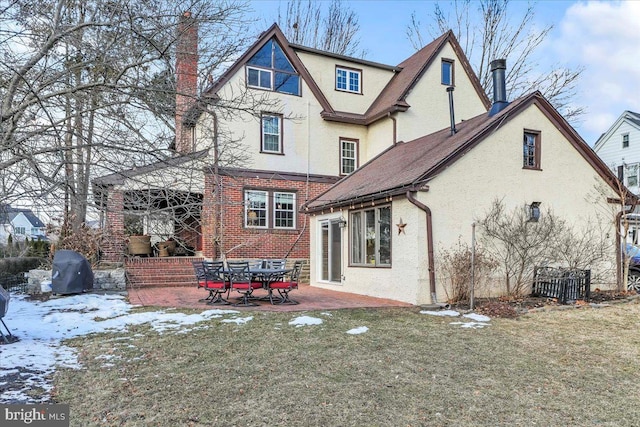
[51,250,94,295]
[0,285,17,344]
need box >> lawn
[54,303,640,426]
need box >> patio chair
[264,259,286,269]
[193,261,212,302]
[268,260,303,305]
[202,260,229,305]
[227,261,263,306]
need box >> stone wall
[26,268,127,295]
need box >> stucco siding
[296,51,395,114]
[396,43,488,143]
[202,72,368,177]
[309,104,618,305]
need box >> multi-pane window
[623,134,630,148]
[350,206,391,266]
[244,190,296,229]
[246,39,300,96]
[523,130,541,169]
[14,226,25,235]
[340,138,358,175]
[261,114,282,153]
[245,190,268,228]
[626,163,639,187]
[274,192,295,228]
[441,59,454,85]
[336,67,361,93]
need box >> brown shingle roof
[304,92,620,212]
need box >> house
[95,16,491,266]
[593,110,640,193]
[302,65,622,305]
[0,204,47,244]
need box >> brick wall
[125,257,200,288]
[203,172,333,260]
[102,190,126,262]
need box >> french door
[320,219,342,283]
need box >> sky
[0,289,487,404]
[248,0,640,146]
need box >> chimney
[488,59,509,117]
[175,11,199,154]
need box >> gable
[203,24,333,114]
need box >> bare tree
[0,0,252,233]
[407,0,584,122]
[276,0,364,57]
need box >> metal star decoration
[396,218,407,235]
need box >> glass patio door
[320,219,342,283]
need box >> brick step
[125,257,201,289]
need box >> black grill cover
[0,286,9,318]
[51,250,94,294]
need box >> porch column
[202,173,216,258]
[103,189,126,262]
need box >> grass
[54,303,640,426]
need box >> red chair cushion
[270,281,297,290]
[205,281,227,290]
[233,282,262,290]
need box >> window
[623,134,630,148]
[14,226,25,235]
[340,138,358,175]
[350,206,391,266]
[626,164,639,187]
[523,130,541,169]
[245,190,268,228]
[441,59,454,86]
[336,66,361,93]
[261,114,282,153]
[244,189,296,229]
[247,67,271,90]
[246,39,300,95]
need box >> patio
[127,283,414,312]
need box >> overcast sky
[249,0,640,146]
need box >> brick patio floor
[127,283,414,312]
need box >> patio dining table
[222,266,292,304]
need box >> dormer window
[336,66,361,93]
[246,39,300,96]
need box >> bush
[0,257,44,275]
[438,240,497,303]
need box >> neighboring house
[303,70,621,305]
[96,17,491,263]
[0,205,47,244]
[593,110,640,194]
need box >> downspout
[388,112,397,145]
[406,190,443,306]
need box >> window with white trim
[626,163,639,187]
[244,189,296,229]
[245,190,268,228]
[623,133,630,148]
[274,192,295,228]
[350,205,391,266]
[336,66,361,93]
[14,226,25,235]
[261,114,282,153]
[340,138,358,175]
